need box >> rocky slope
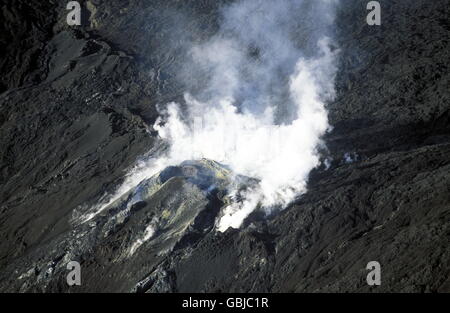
[0,0,449,292]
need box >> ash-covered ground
[0,0,449,292]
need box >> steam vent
[0,0,449,295]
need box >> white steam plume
[80,0,340,231]
[157,38,337,232]
[154,0,339,231]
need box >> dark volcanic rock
[0,159,234,292]
[0,0,449,292]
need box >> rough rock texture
[0,0,449,292]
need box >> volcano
[0,0,449,293]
